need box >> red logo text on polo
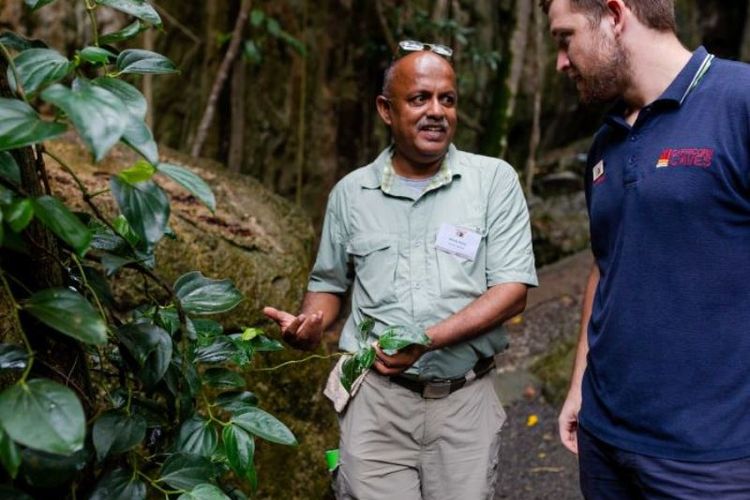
[656,148,714,168]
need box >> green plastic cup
[325,448,340,472]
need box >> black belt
[390,357,495,399]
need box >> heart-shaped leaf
[24,288,107,345]
[92,77,147,119]
[95,0,162,27]
[203,368,245,389]
[110,176,169,251]
[92,410,147,461]
[157,163,215,212]
[174,271,243,315]
[158,452,215,491]
[116,49,177,75]
[176,416,218,457]
[10,48,72,95]
[377,325,431,355]
[89,468,146,500]
[232,407,297,446]
[32,195,92,256]
[0,98,66,151]
[222,424,255,477]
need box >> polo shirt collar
[605,46,711,130]
[361,144,462,195]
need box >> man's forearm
[426,282,528,350]
[300,291,342,332]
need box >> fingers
[558,407,580,455]
[372,345,412,376]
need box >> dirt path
[493,251,592,500]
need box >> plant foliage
[0,1,296,497]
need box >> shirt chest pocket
[346,236,398,307]
[434,220,487,299]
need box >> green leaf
[117,322,172,386]
[6,198,34,233]
[357,316,375,346]
[248,334,284,352]
[0,486,32,500]
[96,0,162,27]
[119,160,155,184]
[195,337,237,364]
[0,98,66,151]
[377,325,431,355]
[222,424,254,477]
[112,213,141,247]
[215,391,258,414]
[341,346,375,393]
[92,76,147,119]
[18,447,88,488]
[0,344,28,371]
[174,271,243,315]
[92,410,146,461]
[178,484,231,500]
[79,46,116,65]
[99,20,143,44]
[193,318,223,338]
[0,31,47,51]
[158,452,215,491]
[243,40,262,65]
[24,288,107,345]
[0,152,21,185]
[121,113,158,163]
[90,468,146,500]
[24,0,57,10]
[0,378,85,454]
[176,416,218,457]
[110,176,170,251]
[250,9,265,27]
[266,18,281,37]
[41,81,127,161]
[156,163,216,212]
[203,368,245,389]
[32,195,92,255]
[0,427,21,479]
[10,48,72,95]
[116,49,177,74]
[232,407,297,446]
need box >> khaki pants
[335,371,506,499]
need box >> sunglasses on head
[398,40,453,58]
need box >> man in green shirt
[264,42,537,499]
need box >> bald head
[382,51,456,98]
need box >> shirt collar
[361,144,461,195]
[605,46,711,130]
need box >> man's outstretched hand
[263,306,324,350]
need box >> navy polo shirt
[581,46,750,461]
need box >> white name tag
[435,223,481,261]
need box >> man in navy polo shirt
[542,0,750,497]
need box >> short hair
[539,0,676,33]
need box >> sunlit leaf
[0,378,85,454]
[32,195,92,256]
[0,98,66,151]
[10,48,72,95]
[41,81,126,161]
[174,271,243,315]
[116,49,177,75]
[119,160,155,184]
[232,407,297,446]
[96,0,162,27]
[156,163,215,212]
[24,288,107,345]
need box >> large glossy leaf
[248,334,284,352]
[32,195,92,256]
[215,391,258,414]
[121,115,158,164]
[176,416,218,457]
[0,31,47,51]
[377,325,431,355]
[222,424,254,477]
[178,484,231,500]
[0,427,21,479]
[92,410,146,461]
[116,49,177,74]
[157,163,216,212]
[232,407,297,446]
[24,288,107,345]
[195,337,237,364]
[0,152,21,185]
[99,21,143,45]
[341,346,375,393]
[0,98,66,151]
[96,0,162,27]
[92,76,147,119]
[0,379,85,454]
[24,0,57,9]
[158,452,215,491]
[18,447,88,488]
[116,322,172,386]
[0,344,28,371]
[90,468,146,500]
[9,48,71,95]
[202,368,245,389]
[174,271,243,315]
[41,82,126,161]
[6,198,34,233]
[110,176,169,251]
[78,46,116,65]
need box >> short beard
[575,34,630,104]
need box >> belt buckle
[422,380,452,399]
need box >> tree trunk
[500,0,532,159]
[228,56,246,172]
[525,3,546,195]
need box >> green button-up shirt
[308,144,538,380]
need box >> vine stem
[136,471,182,496]
[0,41,28,103]
[85,0,100,47]
[0,270,34,383]
[71,254,109,329]
[251,352,344,372]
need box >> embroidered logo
[655,148,714,168]
[592,160,605,185]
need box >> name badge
[435,223,481,261]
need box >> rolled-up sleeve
[307,188,351,293]
[485,165,538,287]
